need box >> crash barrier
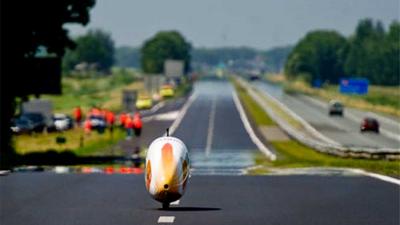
[237,78,400,160]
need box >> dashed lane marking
[158,216,175,223]
[205,97,217,156]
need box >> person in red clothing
[105,111,115,125]
[119,112,128,128]
[124,115,134,139]
[84,119,92,134]
[73,106,82,125]
[105,110,116,134]
[132,112,142,137]
[91,107,101,117]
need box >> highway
[253,81,400,149]
[1,80,399,225]
[1,173,398,225]
[173,80,257,175]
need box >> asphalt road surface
[173,80,257,175]
[1,173,399,225]
[253,81,400,149]
[1,79,399,225]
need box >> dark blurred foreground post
[0,0,96,169]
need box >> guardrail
[237,77,400,160]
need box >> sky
[67,0,400,50]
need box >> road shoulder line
[168,94,197,135]
[349,168,400,186]
[232,90,276,161]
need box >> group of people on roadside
[72,106,142,138]
[119,111,142,139]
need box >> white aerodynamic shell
[145,136,190,208]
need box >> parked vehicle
[10,117,34,134]
[48,113,73,131]
[328,100,344,116]
[89,115,106,132]
[159,84,175,98]
[21,113,46,132]
[11,113,46,134]
[136,95,153,110]
[360,117,379,133]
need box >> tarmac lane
[173,80,258,175]
[0,173,398,225]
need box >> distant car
[159,84,175,98]
[20,113,46,132]
[49,113,73,131]
[10,117,34,134]
[328,100,344,116]
[249,74,260,81]
[136,95,153,110]
[360,117,379,133]
[89,115,106,131]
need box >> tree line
[285,18,400,85]
[62,30,192,75]
[63,29,292,74]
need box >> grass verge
[232,79,276,126]
[14,127,125,156]
[38,70,141,114]
[232,77,400,177]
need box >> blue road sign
[339,78,369,95]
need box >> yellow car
[136,95,153,110]
[159,85,175,98]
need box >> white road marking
[141,101,166,114]
[232,90,277,161]
[170,200,180,205]
[205,97,217,156]
[349,169,400,186]
[168,94,197,135]
[158,216,175,223]
[154,110,179,121]
[0,170,10,176]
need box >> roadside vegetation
[14,128,125,156]
[14,68,192,159]
[232,78,400,177]
[267,74,400,117]
[285,19,399,86]
[39,68,141,114]
[13,68,141,160]
[233,80,275,126]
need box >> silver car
[328,100,344,116]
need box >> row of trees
[62,30,192,75]
[285,19,400,85]
[63,29,115,73]
[62,28,292,75]
[140,31,191,74]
